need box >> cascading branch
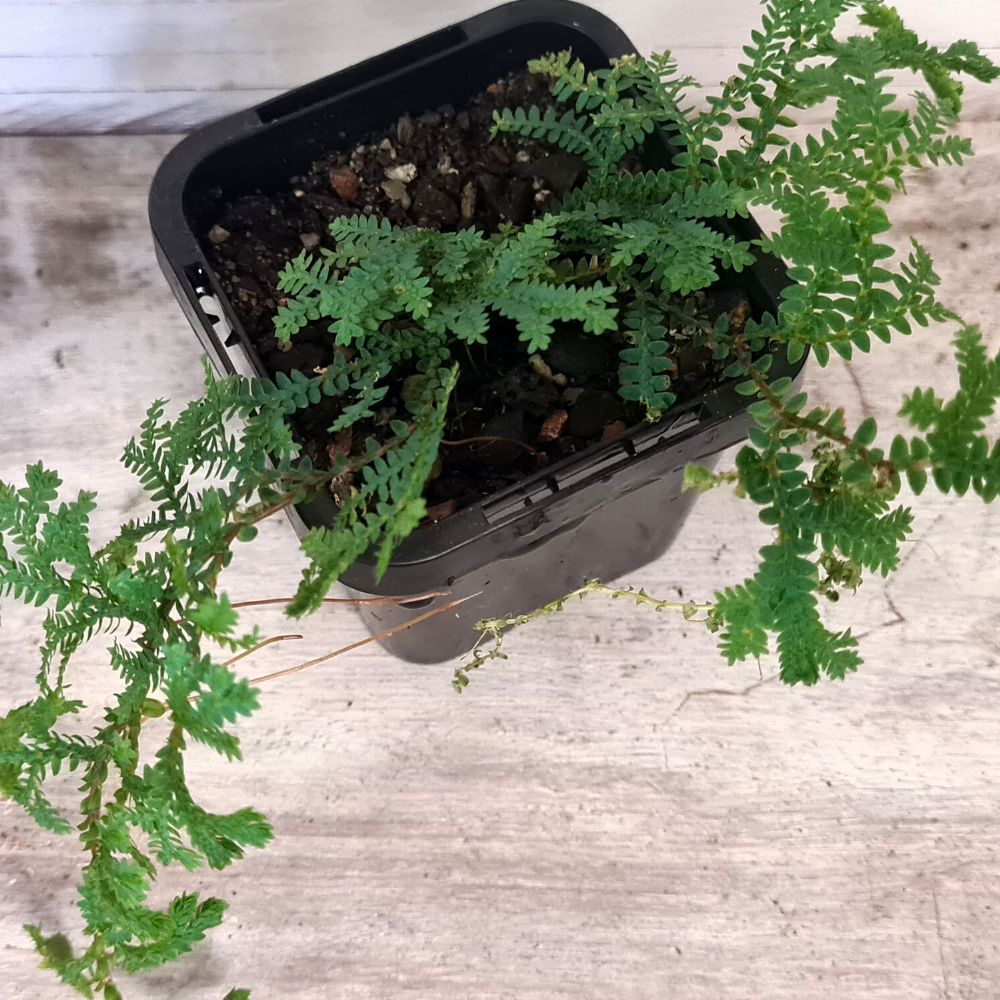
[0,360,454,998]
[2,0,999,995]
[461,0,1000,685]
[273,0,1000,686]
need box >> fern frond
[492,105,601,166]
[617,305,676,419]
[288,365,458,615]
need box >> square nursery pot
[148,0,804,663]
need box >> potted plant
[2,0,998,995]
[148,0,802,665]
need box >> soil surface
[204,71,733,517]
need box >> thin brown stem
[207,428,421,593]
[222,633,303,668]
[441,436,539,457]
[247,593,479,687]
[734,338,894,481]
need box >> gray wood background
[2,0,999,132]
[1,1,1000,997]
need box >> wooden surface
[2,0,999,132]
[1,116,1000,997]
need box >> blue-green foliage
[3,1,1000,996]
[1,361,408,997]
[277,214,619,355]
[455,0,997,683]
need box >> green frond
[492,105,601,166]
[4,6,999,996]
[288,365,458,615]
[899,327,1000,499]
[114,893,228,973]
[492,280,617,352]
[162,646,259,761]
[617,306,676,419]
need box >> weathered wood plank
[1,0,998,132]
[1,124,999,999]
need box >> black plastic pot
[149,0,803,663]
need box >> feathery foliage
[3,0,999,995]
[455,0,999,685]
[1,360,459,997]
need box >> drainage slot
[554,447,629,491]
[184,266,258,379]
[483,479,557,526]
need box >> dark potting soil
[204,71,736,518]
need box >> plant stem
[734,337,895,481]
[454,579,715,690]
[247,592,479,687]
[222,634,304,668]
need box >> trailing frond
[288,365,458,616]
[617,305,676,419]
[4,5,999,996]
[895,326,1000,499]
[713,444,867,684]
[114,893,228,974]
[492,105,601,166]
[0,693,85,833]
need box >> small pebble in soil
[381,178,411,208]
[299,232,321,251]
[385,163,418,183]
[437,154,459,176]
[396,115,415,146]
[460,181,477,223]
[329,167,359,202]
[526,353,567,387]
[425,498,457,523]
[601,420,627,441]
[528,354,555,382]
[538,409,569,443]
[208,224,230,244]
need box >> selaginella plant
[2,0,998,995]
